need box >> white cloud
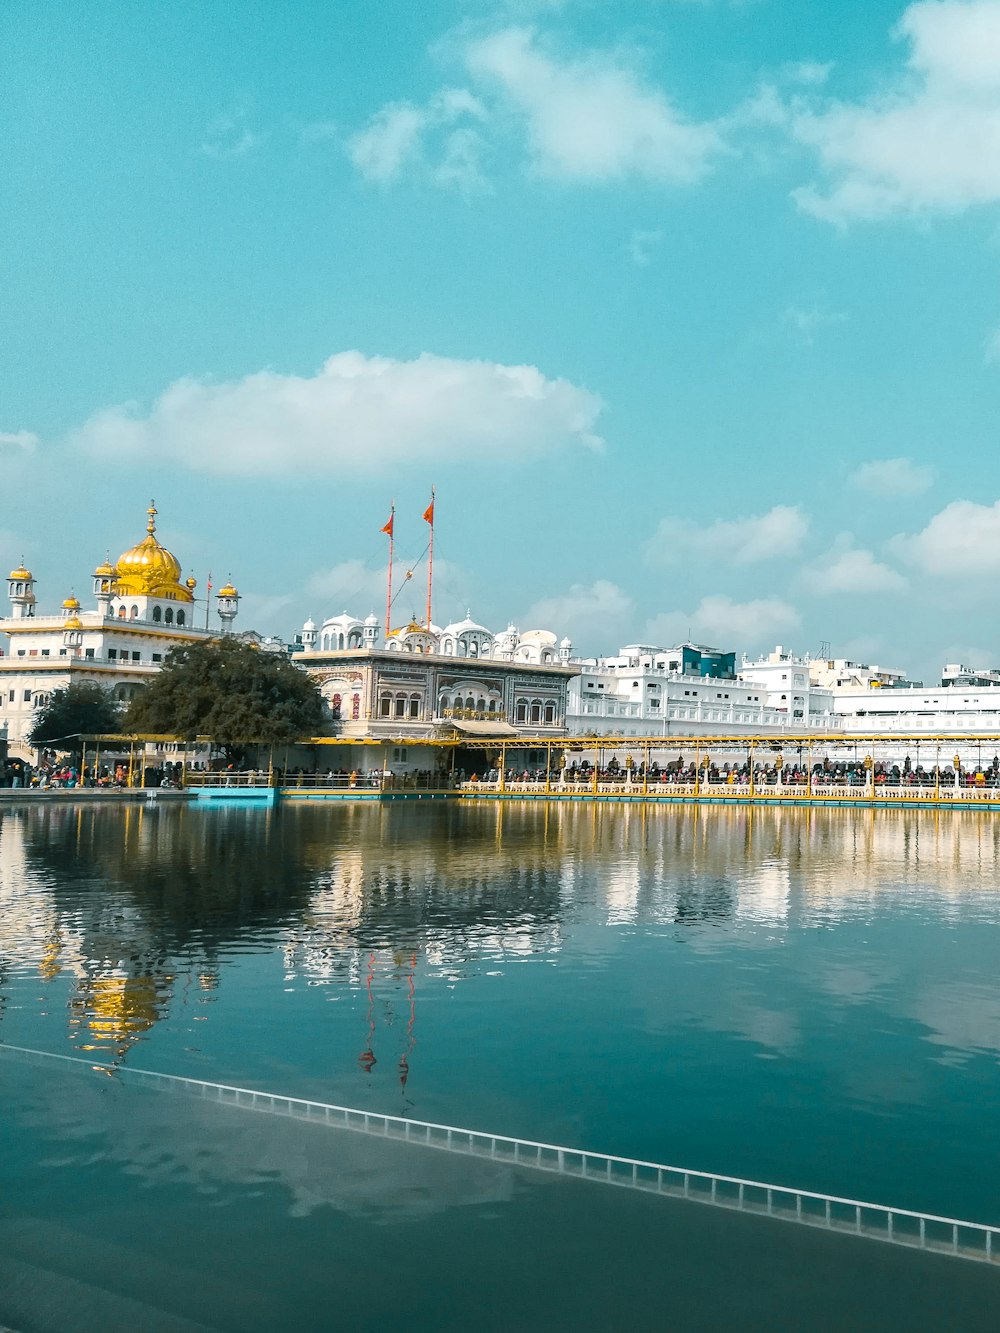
[790,0,1000,222]
[306,556,471,625]
[0,430,38,454]
[67,351,604,478]
[347,89,488,190]
[891,498,1000,575]
[781,304,847,345]
[200,111,262,160]
[802,541,908,595]
[781,61,833,87]
[464,27,722,184]
[645,595,801,648]
[848,456,935,497]
[522,579,634,647]
[629,228,663,266]
[646,505,808,566]
[347,102,428,184]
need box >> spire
[146,500,157,535]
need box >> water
[2,800,1000,1329]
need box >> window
[41,649,49,657]
[152,653,162,663]
[544,702,556,724]
[394,696,406,718]
[152,606,162,622]
[515,700,527,723]
[409,694,420,719]
[23,690,30,702]
[108,648,117,660]
[379,693,391,718]
[7,690,12,702]
[164,608,174,625]
[530,701,542,723]
[85,648,94,660]
[176,610,185,626]
[132,651,140,662]
[16,650,24,657]
[392,747,408,763]
[117,607,126,619]
[130,605,139,619]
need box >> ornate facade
[0,504,241,756]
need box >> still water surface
[2,801,1000,1329]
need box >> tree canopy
[28,681,123,752]
[123,638,325,755]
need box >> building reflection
[3,801,1000,1062]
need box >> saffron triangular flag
[422,499,435,525]
[381,513,394,537]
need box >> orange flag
[381,513,394,537]
[422,498,435,525]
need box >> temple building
[0,503,241,757]
[291,609,576,776]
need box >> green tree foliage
[123,638,325,757]
[28,681,122,753]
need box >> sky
[4,0,1000,681]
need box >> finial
[147,500,157,534]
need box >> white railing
[1,1042,996,1266]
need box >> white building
[566,641,837,738]
[0,503,241,757]
[300,609,573,666]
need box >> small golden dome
[218,582,238,598]
[185,577,197,590]
[8,563,32,581]
[64,615,83,630]
[93,557,116,578]
[113,501,194,604]
[62,595,81,611]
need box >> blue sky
[4,0,1000,679]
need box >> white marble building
[0,504,241,756]
[566,641,838,739]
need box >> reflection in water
[1,800,1000,1231]
[3,801,1000,1064]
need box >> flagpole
[384,504,395,645]
[205,572,212,631]
[425,486,435,632]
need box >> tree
[28,681,123,754]
[123,638,325,761]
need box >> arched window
[117,606,126,619]
[530,701,542,724]
[164,607,174,625]
[152,606,162,623]
[130,605,139,619]
[544,702,556,724]
[515,699,528,723]
[488,699,497,713]
[409,694,420,719]
[476,697,486,712]
[379,693,392,718]
[176,610,185,626]
[394,695,407,718]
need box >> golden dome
[94,558,116,578]
[218,581,238,598]
[62,595,80,611]
[64,614,83,631]
[8,563,32,581]
[113,501,194,604]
